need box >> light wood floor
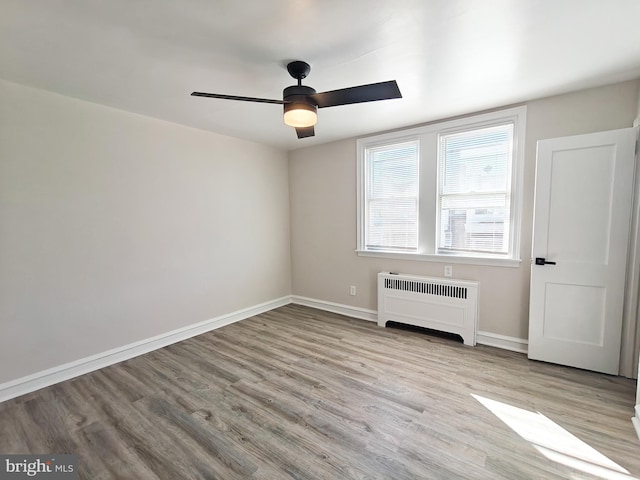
[1,304,639,479]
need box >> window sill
[355,249,522,267]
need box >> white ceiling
[2,0,640,151]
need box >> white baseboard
[0,296,291,403]
[291,296,528,354]
[291,295,378,322]
[633,405,640,441]
[476,331,529,354]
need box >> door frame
[620,126,640,378]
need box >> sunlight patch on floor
[472,394,637,480]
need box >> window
[438,124,513,255]
[365,140,419,252]
[357,107,525,266]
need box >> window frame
[356,106,526,267]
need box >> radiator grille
[384,277,467,299]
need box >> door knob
[535,257,556,265]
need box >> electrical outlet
[444,265,453,277]
[350,285,357,296]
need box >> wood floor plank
[1,304,639,479]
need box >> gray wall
[637,83,640,121]
[289,79,640,340]
[0,79,291,384]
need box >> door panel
[546,146,615,264]
[528,127,637,375]
[543,283,605,345]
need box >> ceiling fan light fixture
[283,102,317,128]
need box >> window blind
[438,124,514,254]
[366,140,419,251]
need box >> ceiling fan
[191,60,402,139]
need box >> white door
[528,127,638,375]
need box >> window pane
[440,197,508,254]
[366,141,419,251]
[438,124,513,254]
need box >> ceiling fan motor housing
[283,85,318,127]
[283,85,317,105]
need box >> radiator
[377,272,478,346]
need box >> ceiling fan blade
[311,80,401,108]
[295,126,315,139]
[191,92,284,104]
